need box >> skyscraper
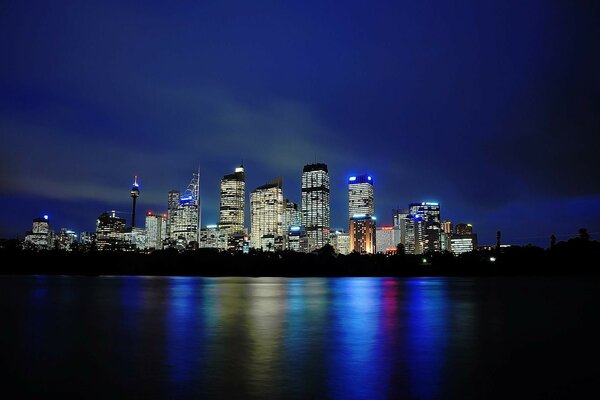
[409,202,441,254]
[349,215,376,254]
[169,171,201,248]
[301,163,330,250]
[250,177,284,251]
[218,165,246,238]
[348,174,374,219]
[145,211,167,250]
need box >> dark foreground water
[1,275,599,399]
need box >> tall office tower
[349,215,376,254]
[23,215,52,250]
[455,223,473,235]
[130,176,140,228]
[55,228,77,251]
[170,172,201,248]
[375,226,401,253]
[301,163,330,250]
[393,208,411,247]
[145,211,167,250]
[167,190,180,239]
[218,165,245,239]
[283,199,301,251]
[409,202,442,254]
[95,210,127,251]
[283,199,301,230]
[348,174,374,219]
[441,220,453,235]
[250,177,284,251]
[330,230,350,255]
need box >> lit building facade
[168,172,201,248]
[250,178,284,250]
[330,230,350,255]
[349,215,376,254]
[409,202,442,254]
[55,228,77,251]
[451,234,478,255]
[218,165,245,238]
[145,211,167,250]
[23,215,53,250]
[95,211,127,251]
[199,224,227,249]
[301,163,330,250]
[441,220,453,235]
[348,174,374,219]
[456,223,473,235]
[375,226,401,254]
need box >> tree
[396,242,405,256]
[578,228,590,241]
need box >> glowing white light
[349,176,356,181]
[43,215,49,220]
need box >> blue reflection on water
[328,278,387,400]
[166,277,206,393]
[406,277,448,399]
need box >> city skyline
[1,1,598,247]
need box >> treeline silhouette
[1,232,599,277]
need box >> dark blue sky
[1,0,599,247]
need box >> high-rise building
[167,190,180,239]
[451,223,477,255]
[375,226,401,254]
[23,215,52,250]
[348,174,374,219]
[409,202,442,254]
[301,163,330,250]
[456,223,473,235]
[169,172,201,248]
[218,165,245,239]
[96,210,127,251]
[145,211,167,250]
[451,234,478,255]
[349,215,376,254]
[250,177,284,251]
[330,230,350,255]
[55,228,77,251]
[441,220,453,235]
[199,224,227,249]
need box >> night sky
[1,1,599,247]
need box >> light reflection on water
[2,275,599,399]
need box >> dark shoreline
[3,238,600,278]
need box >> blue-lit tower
[130,176,140,228]
[348,174,374,219]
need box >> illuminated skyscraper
[96,210,127,251]
[409,202,441,254]
[23,215,52,250]
[375,226,401,253]
[455,223,473,235]
[218,165,246,237]
[145,211,167,250]
[169,171,201,248]
[349,215,376,254]
[250,177,284,251]
[301,163,330,250]
[348,174,374,219]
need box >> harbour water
[1,275,598,399]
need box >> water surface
[1,275,598,399]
